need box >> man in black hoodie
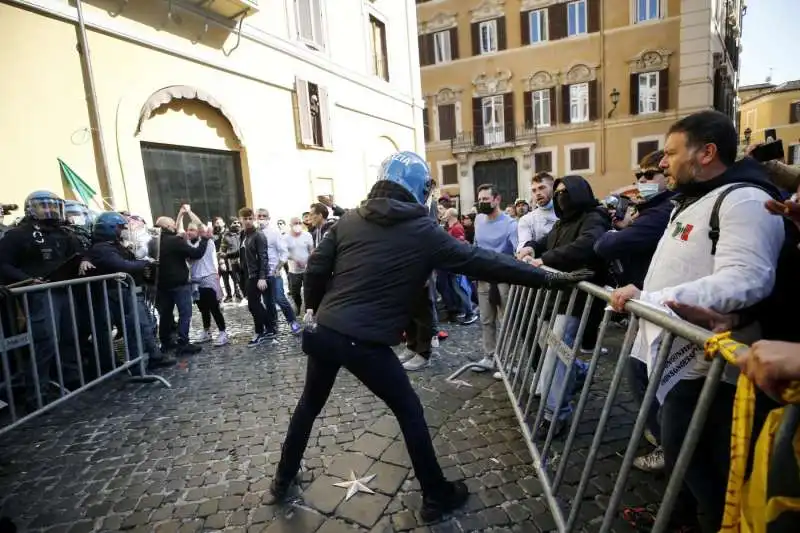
[154,215,208,355]
[264,151,593,521]
[520,175,611,438]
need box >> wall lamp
[607,88,620,118]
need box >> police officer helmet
[93,212,128,242]
[25,191,65,222]
[376,151,432,205]
[64,200,92,229]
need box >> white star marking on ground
[333,471,376,500]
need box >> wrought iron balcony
[450,123,538,154]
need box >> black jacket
[0,221,83,283]
[240,228,269,280]
[311,219,336,247]
[305,196,560,345]
[527,175,610,316]
[86,241,150,286]
[219,230,241,266]
[594,191,675,287]
[157,231,208,289]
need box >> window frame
[629,134,665,169]
[638,71,660,114]
[295,0,326,51]
[528,9,549,44]
[532,147,557,174]
[439,161,460,186]
[569,82,590,123]
[635,0,661,23]
[368,14,389,81]
[481,94,505,145]
[531,89,551,127]
[479,19,499,54]
[564,142,595,174]
[566,0,587,37]
[433,30,452,64]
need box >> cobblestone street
[0,303,664,532]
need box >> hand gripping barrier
[0,273,171,436]
[447,280,800,533]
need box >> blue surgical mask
[542,199,554,210]
[637,182,660,201]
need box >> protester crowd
[1,110,799,532]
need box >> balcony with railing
[450,123,538,154]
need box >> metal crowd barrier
[447,281,736,533]
[0,273,171,437]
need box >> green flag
[58,158,97,206]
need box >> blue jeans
[157,284,193,346]
[270,275,296,324]
[544,315,588,422]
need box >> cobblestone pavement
[0,302,665,532]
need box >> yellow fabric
[702,332,800,533]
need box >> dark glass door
[473,158,519,208]
[140,142,245,223]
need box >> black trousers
[246,278,269,335]
[288,272,304,312]
[277,325,448,496]
[406,286,433,358]
[196,287,226,331]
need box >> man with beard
[263,151,593,521]
[610,110,784,532]
[516,172,558,256]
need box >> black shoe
[263,478,291,505]
[534,419,566,440]
[459,313,478,325]
[420,480,469,523]
[223,296,232,303]
[148,354,177,369]
[176,343,202,356]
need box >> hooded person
[520,174,611,438]
[264,151,594,521]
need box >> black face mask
[477,202,494,215]
[555,191,571,213]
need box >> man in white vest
[610,110,784,532]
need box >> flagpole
[75,0,115,210]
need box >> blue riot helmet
[25,190,65,222]
[64,200,92,229]
[93,212,128,242]
[376,151,432,205]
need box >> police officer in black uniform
[0,191,87,406]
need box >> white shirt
[190,238,218,279]
[632,184,784,402]
[285,231,314,274]
[262,223,289,275]
[516,204,558,252]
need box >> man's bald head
[155,217,176,232]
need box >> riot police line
[446,279,795,533]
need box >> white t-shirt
[285,231,314,274]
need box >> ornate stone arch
[435,87,463,105]
[524,70,557,91]
[563,63,599,84]
[628,49,673,74]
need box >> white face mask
[637,182,660,201]
[292,224,303,233]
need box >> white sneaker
[403,354,431,371]
[633,446,665,472]
[472,356,495,372]
[239,298,249,307]
[196,330,212,344]
[214,331,230,347]
[493,371,503,380]
[580,346,609,355]
[397,348,415,363]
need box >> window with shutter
[442,163,459,185]
[532,89,551,126]
[629,73,639,116]
[472,97,484,146]
[525,9,548,44]
[658,67,669,112]
[636,140,660,164]
[567,0,587,36]
[497,17,507,51]
[503,92,515,142]
[533,152,553,173]
[548,3,567,41]
[418,35,429,66]
[638,71,659,114]
[438,104,456,141]
[569,148,591,171]
[369,15,389,81]
[433,31,452,64]
[588,80,598,120]
[449,28,460,60]
[789,102,800,124]
[561,85,571,124]
[478,19,499,54]
[295,78,314,146]
[295,0,325,50]
[295,78,329,149]
[636,0,660,22]
[318,85,332,148]
[523,91,533,128]
[569,83,589,123]
[549,87,558,126]
[482,95,505,145]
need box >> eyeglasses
[635,170,661,180]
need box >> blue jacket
[593,191,675,288]
[86,241,149,285]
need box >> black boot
[420,480,469,522]
[175,342,201,356]
[263,478,292,505]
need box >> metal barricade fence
[447,281,736,533]
[0,273,171,437]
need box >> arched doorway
[136,85,248,223]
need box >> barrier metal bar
[0,273,171,437]
[447,278,730,532]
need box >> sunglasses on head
[635,169,660,180]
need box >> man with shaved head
[155,204,210,356]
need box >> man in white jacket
[516,172,558,255]
[611,110,784,532]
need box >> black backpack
[709,183,800,342]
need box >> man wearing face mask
[284,217,314,313]
[594,150,675,289]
